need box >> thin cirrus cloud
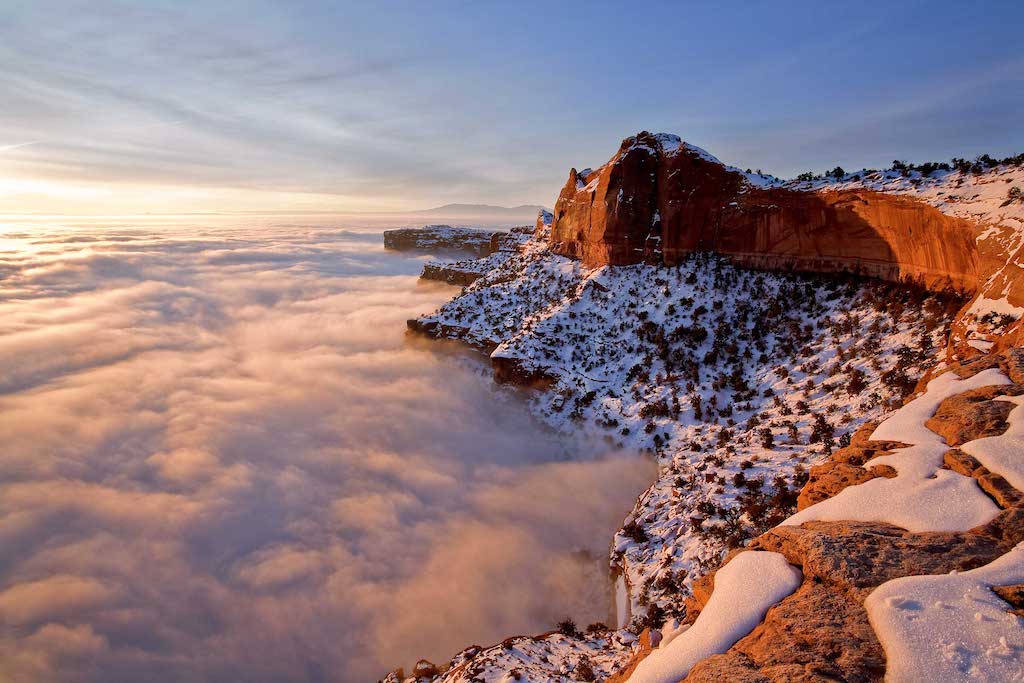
[0,219,654,682]
[0,4,527,212]
[4,2,1022,215]
[6,1,1024,215]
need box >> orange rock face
[550,132,982,293]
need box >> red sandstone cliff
[551,132,979,288]
[549,131,1023,352]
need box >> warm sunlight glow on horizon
[0,172,430,216]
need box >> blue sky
[1,0,1021,213]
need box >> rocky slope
[615,349,1024,683]
[385,140,1023,682]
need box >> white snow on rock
[681,142,720,165]
[786,163,1024,237]
[651,133,783,188]
[653,133,682,155]
[782,369,1011,532]
[961,394,1024,492]
[409,216,971,680]
[628,551,801,683]
[872,368,1010,443]
[865,542,1024,683]
[967,295,1024,321]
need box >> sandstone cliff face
[551,132,980,291]
[549,132,1022,349]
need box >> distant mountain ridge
[414,203,546,218]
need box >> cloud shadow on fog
[0,221,653,682]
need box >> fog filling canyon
[0,218,654,682]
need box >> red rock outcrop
[795,422,901,512]
[420,263,485,286]
[549,132,1024,350]
[550,132,981,292]
[490,355,558,389]
[926,383,1023,446]
[383,226,499,256]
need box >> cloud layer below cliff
[0,218,653,682]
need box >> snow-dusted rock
[383,225,500,256]
[549,132,1024,355]
[627,551,800,683]
[865,542,1024,683]
[395,134,1023,682]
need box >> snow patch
[653,133,682,155]
[967,295,1024,321]
[782,369,1011,532]
[865,542,1024,683]
[961,395,1024,492]
[628,551,801,683]
[681,142,721,165]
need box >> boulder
[944,450,1022,508]
[992,584,1024,618]
[412,659,439,678]
[725,582,884,683]
[748,522,1006,590]
[796,423,902,511]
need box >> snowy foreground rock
[627,551,801,683]
[866,542,1024,682]
[383,141,1024,682]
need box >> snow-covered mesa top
[624,133,784,188]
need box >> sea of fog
[0,215,654,682]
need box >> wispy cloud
[1,1,1020,211]
[0,141,43,153]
